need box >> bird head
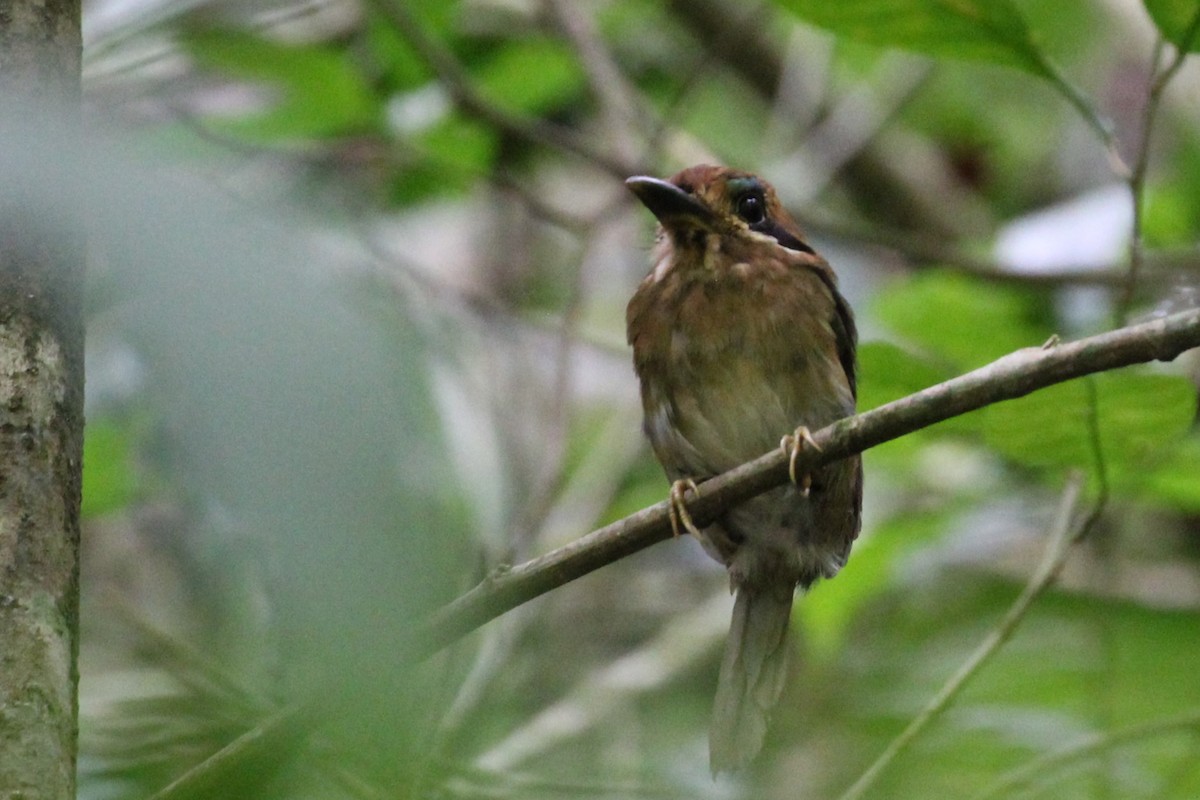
[625,165,815,256]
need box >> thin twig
[405,308,1200,660]
[149,311,1200,799]
[778,58,933,207]
[1082,375,1111,529]
[1121,7,1200,316]
[471,591,730,773]
[147,705,312,800]
[801,212,1198,288]
[488,171,594,233]
[835,472,1088,800]
[543,0,648,162]
[1082,374,1117,800]
[649,0,773,157]
[969,709,1200,800]
[368,0,641,179]
[1041,58,1126,177]
[1123,34,1169,315]
[836,372,1114,800]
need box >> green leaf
[364,7,430,91]
[82,420,139,518]
[387,115,497,203]
[1143,131,1200,247]
[475,39,585,114]
[420,115,496,173]
[184,29,379,140]
[847,573,1200,797]
[856,341,978,456]
[873,271,1053,370]
[363,2,459,92]
[773,0,1056,78]
[676,72,769,167]
[799,508,954,658]
[858,341,951,411]
[1143,0,1200,52]
[981,371,1197,484]
[1136,435,1200,511]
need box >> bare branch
[407,307,1200,659]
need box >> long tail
[709,584,794,773]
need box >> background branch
[838,470,1089,800]
[1121,7,1200,315]
[408,307,1200,660]
[970,708,1200,800]
[839,367,1117,798]
[369,0,642,178]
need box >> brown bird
[625,165,861,773]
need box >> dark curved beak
[625,176,717,229]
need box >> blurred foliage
[182,28,381,139]
[1143,130,1200,248]
[841,574,1200,799]
[873,271,1054,368]
[73,0,1200,798]
[81,418,142,518]
[775,0,1059,78]
[1143,0,1200,52]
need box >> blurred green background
[74,0,1200,798]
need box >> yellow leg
[668,478,703,539]
[780,426,822,496]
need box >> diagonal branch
[369,0,642,179]
[407,308,1200,660]
[970,708,1200,800]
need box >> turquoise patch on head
[727,177,763,195]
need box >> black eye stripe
[752,219,815,254]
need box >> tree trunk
[0,1,84,798]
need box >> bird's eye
[736,193,765,224]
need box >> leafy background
[76,0,1200,798]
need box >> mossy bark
[0,1,83,798]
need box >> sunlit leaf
[363,1,459,91]
[475,38,585,114]
[82,419,139,518]
[800,508,954,658]
[675,73,770,166]
[421,115,496,173]
[387,115,497,203]
[846,574,1200,797]
[1137,435,1200,511]
[858,341,951,411]
[981,371,1197,482]
[184,29,378,139]
[1143,132,1200,247]
[857,340,977,458]
[364,7,430,91]
[773,0,1056,77]
[873,271,1052,370]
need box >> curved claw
[780,426,822,496]
[668,479,703,539]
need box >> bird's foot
[780,426,822,496]
[668,479,703,540]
